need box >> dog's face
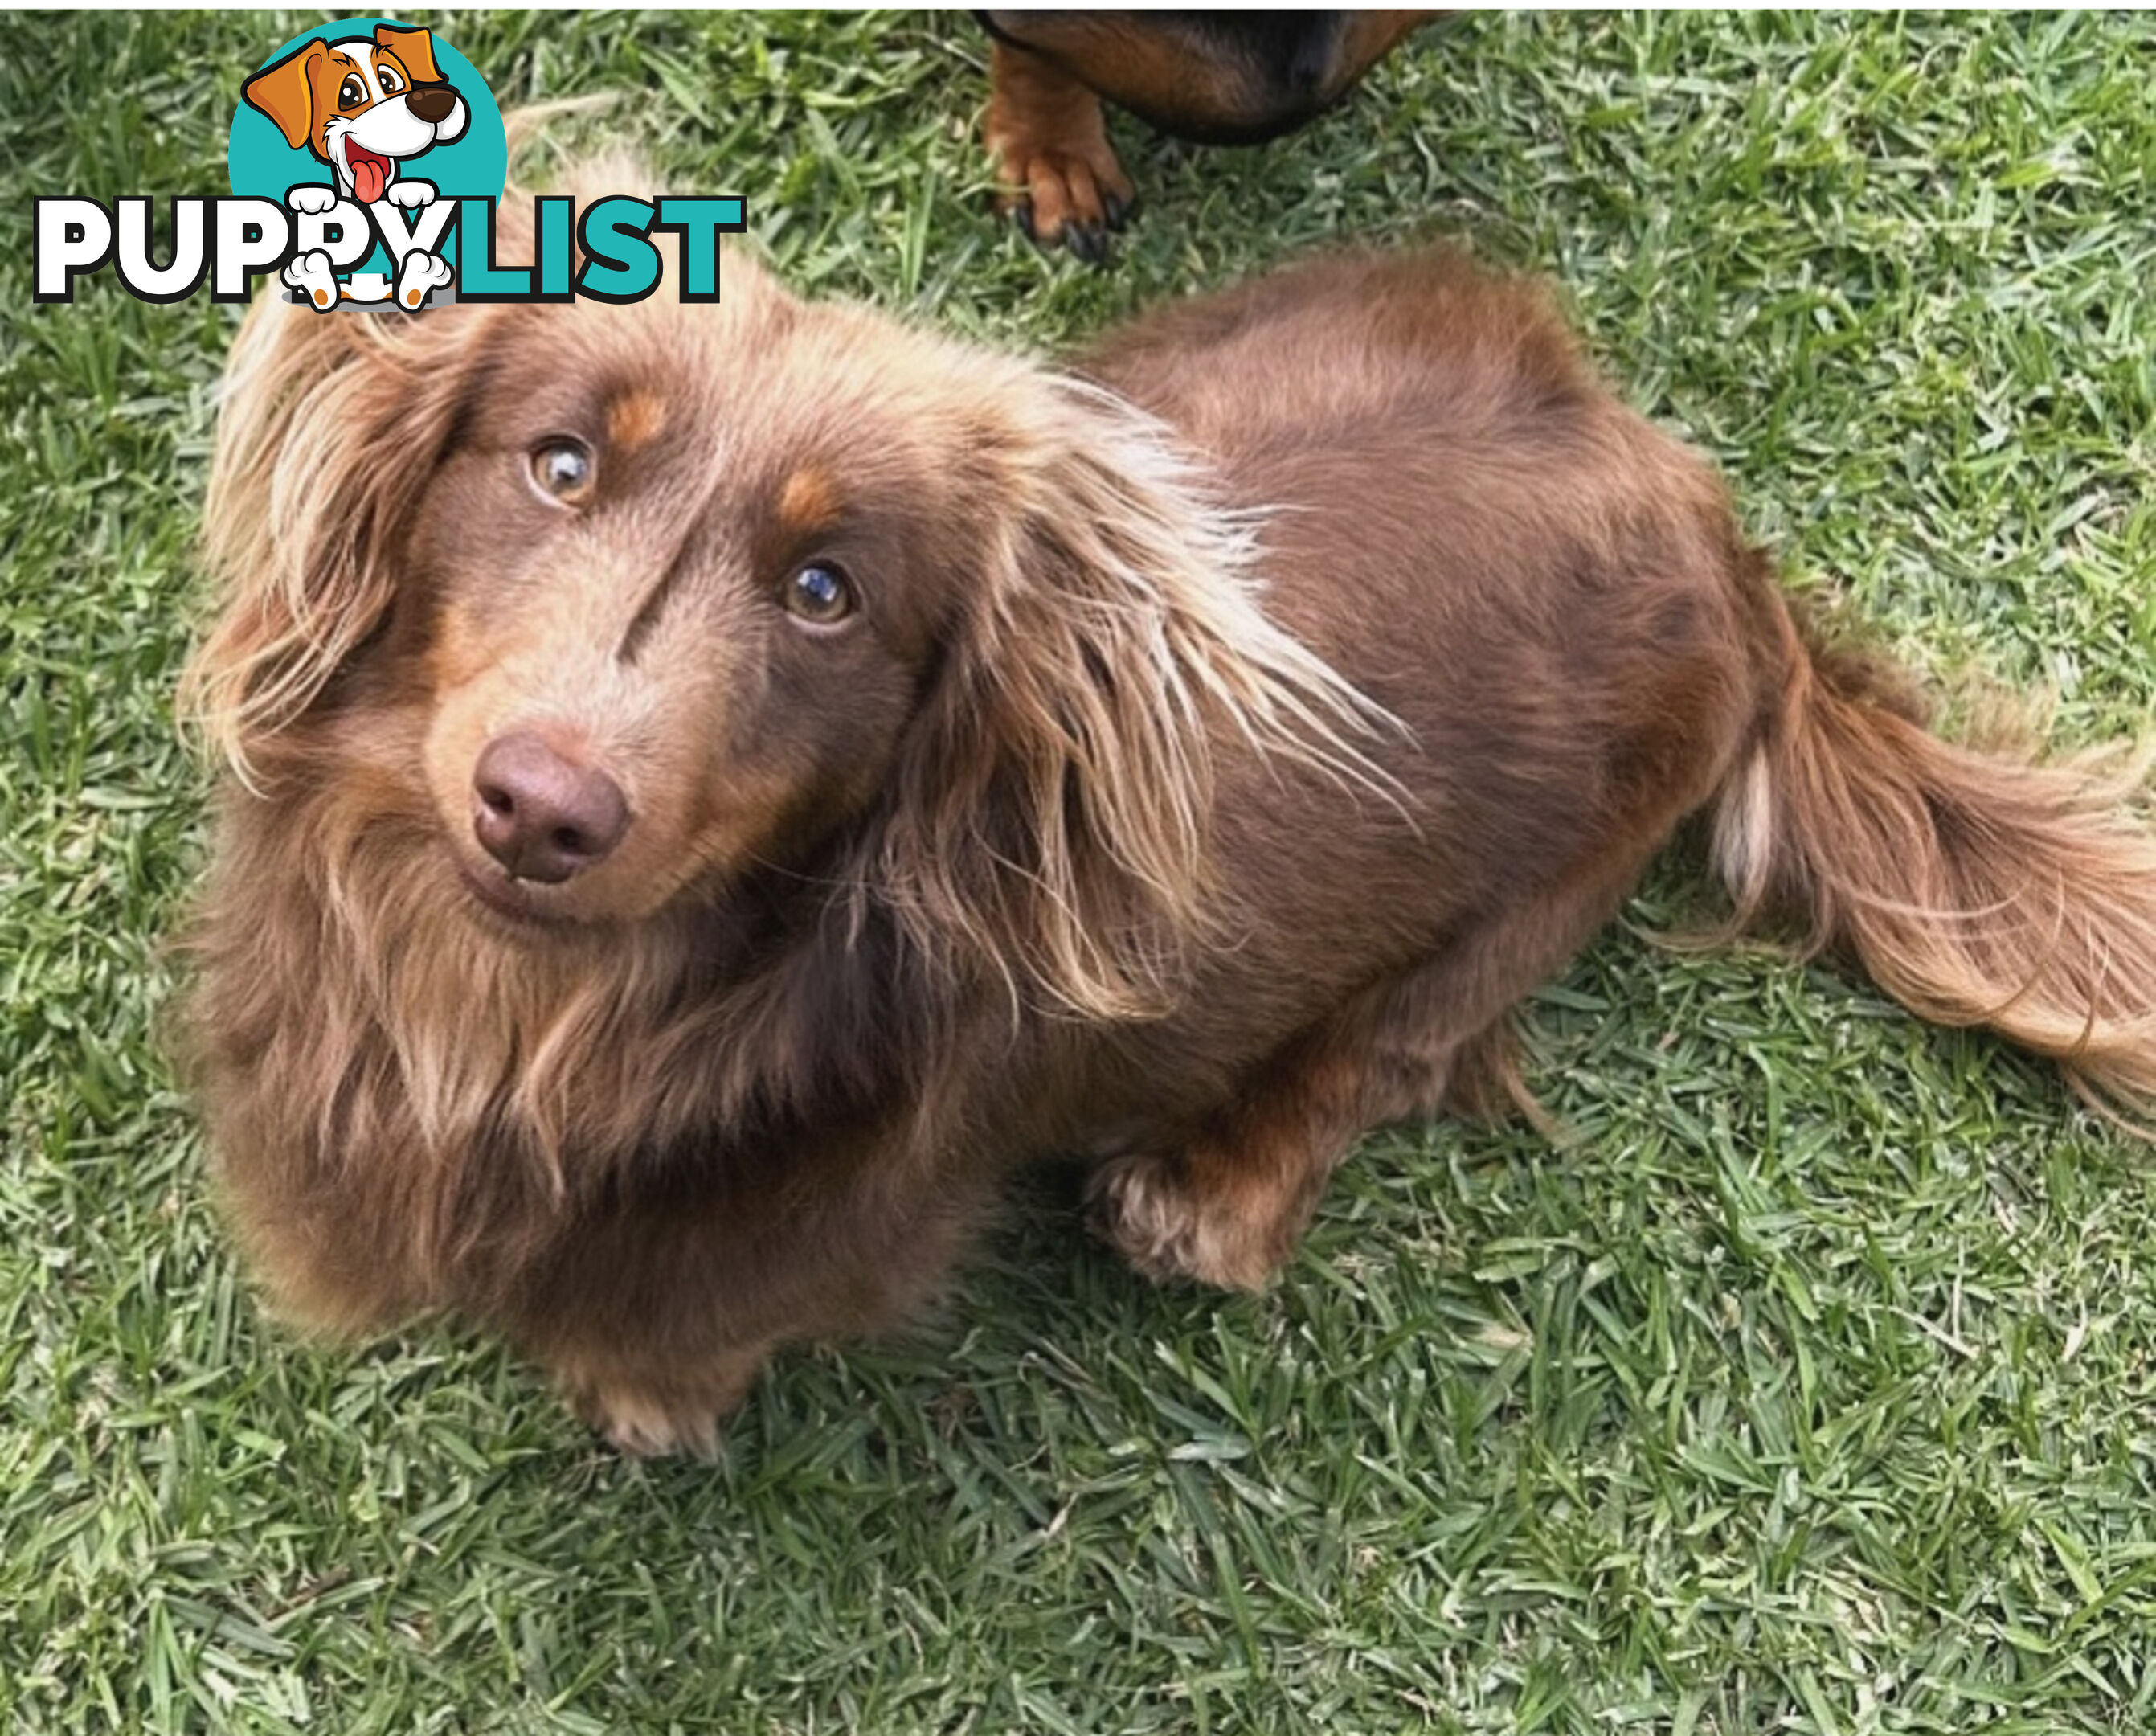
[397,276,999,931]
[193,211,1374,1016]
[243,25,468,203]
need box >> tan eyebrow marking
[775,465,839,534]
[606,391,668,451]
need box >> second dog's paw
[1086,1149,1279,1292]
[982,72,1135,265]
[395,249,453,310]
[282,249,341,311]
[387,179,436,209]
[285,183,338,216]
[996,145,1134,265]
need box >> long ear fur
[181,284,495,783]
[179,121,677,786]
[869,379,1397,1022]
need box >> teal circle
[227,18,507,277]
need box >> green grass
[6,10,2156,1733]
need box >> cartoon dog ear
[182,297,499,783]
[243,43,323,152]
[374,23,444,85]
[871,375,1394,1022]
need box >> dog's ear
[374,23,445,86]
[870,380,1392,1022]
[183,297,497,783]
[242,43,322,152]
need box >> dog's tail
[1711,591,2156,1127]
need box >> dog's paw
[998,144,1135,264]
[387,179,436,209]
[554,1353,764,1459]
[284,183,339,216]
[1086,1148,1281,1292]
[395,249,454,310]
[576,1383,722,1460]
[983,74,1135,264]
[282,249,342,312]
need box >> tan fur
[181,297,501,787]
[605,390,668,452]
[773,464,838,534]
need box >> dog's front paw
[395,249,453,310]
[285,183,339,216]
[576,1383,721,1459]
[1002,149,1132,263]
[983,59,1134,264]
[387,179,436,209]
[282,249,341,312]
[554,1352,765,1459]
[1086,1148,1283,1292]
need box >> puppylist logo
[235,19,497,310]
[34,19,744,312]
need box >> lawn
[5,10,2156,1733]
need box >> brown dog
[179,182,2156,1456]
[980,11,1441,258]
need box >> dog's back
[1066,250,1771,1065]
[1075,250,2156,1292]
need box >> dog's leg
[1089,856,1658,1290]
[983,38,1135,262]
[505,1146,989,1455]
[1089,1026,1436,1292]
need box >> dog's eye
[338,74,366,109]
[377,65,407,96]
[527,440,596,509]
[785,563,855,627]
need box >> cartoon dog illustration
[243,24,468,313]
[243,23,468,209]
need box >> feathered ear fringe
[180,293,497,788]
[180,104,637,788]
[867,378,1402,1023]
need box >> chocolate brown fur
[180,194,2156,1454]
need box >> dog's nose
[407,85,457,125]
[472,733,630,884]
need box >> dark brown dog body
[182,208,2156,1454]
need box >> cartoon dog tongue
[349,146,389,204]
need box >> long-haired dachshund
[180,176,2156,1456]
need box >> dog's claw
[1103,192,1131,232]
[1014,201,1038,244]
[1066,221,1107,265]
